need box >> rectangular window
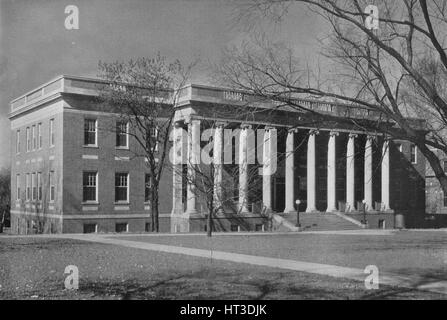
[116,121,128,148]
[115,223,128,233]
[37,123,42,149]
[115,172,129,202]
[82,171,97,202]
[16,174,20,200]
[444,192,447,208]
[26,173,30,200]
[146,126,159,152]
[16,130,20,154]
[37,172,42,201]
[31,173,36,200]
[49,119,55,147]
[83,223,97,234]
[49,171,55,201]
[145,173,151,202]
[230,224,239,232]
[32,125,36,150]
[443,161,447,173]
[84,119,97,146]
[26,127,30,152]
[410,145,417,164]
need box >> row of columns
[172,119,391,215]
[302,130,390,213]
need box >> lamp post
[295,199,301,229]
[362,199,367,226]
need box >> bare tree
[98,54,195,232]
[176,119,282,235]
[220,0,447,194]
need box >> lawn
[0,234,446,299]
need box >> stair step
[279,212,363,231]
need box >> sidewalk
[59,233,447,296]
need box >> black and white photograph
[0,0,446,305]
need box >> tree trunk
[150,182,160,232]
[207,208,212,237]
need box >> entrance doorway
[273,177,285,212]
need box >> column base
[239,205,250,214]
[305,207,318,213]
[344,203,355,212]
[283,208,295,214]
[184,209,198,217]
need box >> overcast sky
[0,0,325,169]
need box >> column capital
[184,116,201,125]
[329,131,339,137]
[240,123,252,130]
[215,121,227,128]
[174,120,185,128]
[348,133,358,139]
[309,129,320,135]
[287,127,298,133]
[264,125,276,131]
[366,134,377,141]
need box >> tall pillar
[364,135,374,211]
[326,131,338,212]
[185,119,200,215]
[284,129,296,213]
[381,139,391,211]
[213,122,224,212]
[306,130,318,212]
[171,121,184,214]
[238,125,250,213]
[262,127,275,212]
[346,133,357,212]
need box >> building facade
[9,75,427,234]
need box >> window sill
[83,145,98,148]
[82,201,99,205]
[115,146,129,150]
[114,202,130,205]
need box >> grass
[0,234,446,300]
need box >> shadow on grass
[77,267,447,300]
[360,268,447,300]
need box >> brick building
[9,75,428,234]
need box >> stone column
[306,130,318,212]
[284,129,296,213]
[262,127,275,212]
[185,119,200,215]
[381,139,391,211]
[213,122,225,212]
[326,131,338,212]
[238,125,250,213]
[171,121,184,215]
[346,133,357,212]
[364,135,374,211]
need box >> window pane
[16,130,20,153]
[83,172,97,201]
[50,119,54,146]
[116,122,128,147]
[115,173,128,202]
[84,119,96,145]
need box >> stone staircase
[272,211,365,232]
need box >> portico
[171,118,393,216]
